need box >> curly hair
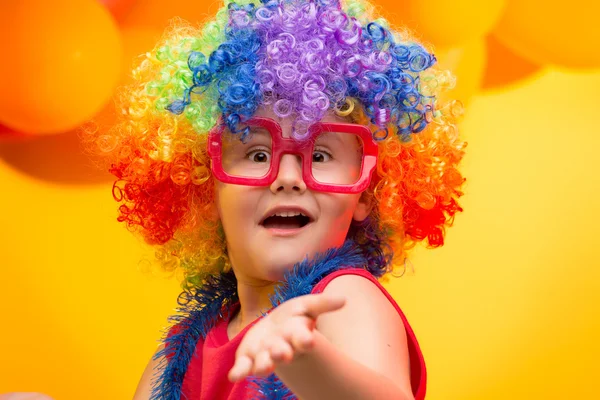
[83,0,466,289]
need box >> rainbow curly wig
[85,0,466,288]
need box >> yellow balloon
[493,0,600,69]
[434,39,487,105]
[376,0,506,47]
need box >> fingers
[228,354,253,382]
[252,350,274,377]
[299,292,346,320]
[269,336,294,364]
[228,293,346,383]
[229,330,306,382]
[289,324,315,352]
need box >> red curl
[404,197,463,247]
[109,154,193,245]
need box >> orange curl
[81,15,467,284]
[351,101,466,267]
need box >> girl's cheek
[322,193,361,217]
[221,186,262,223]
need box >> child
[90,0,466,398]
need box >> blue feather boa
[150,240,377,399]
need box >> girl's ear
[353,191,374,222]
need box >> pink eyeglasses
[207,117,379,194]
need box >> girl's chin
[259,253,313,278]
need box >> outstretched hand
[0,394,55,400]
[228,292,346,382]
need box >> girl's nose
[269,154,307,193]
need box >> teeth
[271,211,305,218]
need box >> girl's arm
[274,274,414,400]
[230,275,415,399]
[275,330,413,400]
[132,344,164,400]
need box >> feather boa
[150,240,373,399]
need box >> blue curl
[166,0,440,140]
[192,64,212,86]
[166,99,187,115]
[187,51,206,69]
[366,22,387,44]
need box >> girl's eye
[247,150,271,163]
[313,150,332,163]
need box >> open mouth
[260,212,313,230]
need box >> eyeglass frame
[207,117,379,194]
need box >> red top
[165,268,427,399]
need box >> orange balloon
[92,27,162,128]
[121,0,221,30]
[98,0,137,22]
[482,35,541,90]
[0,128,114,184]
[119,27,162,84]
[0,0,122,135]
[493,0,600,69]
[373,0,506,48]
[0,124,31,142]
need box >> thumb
[300,292,346,319]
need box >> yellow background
[1,1,599,399]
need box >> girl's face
[215,106,372,283]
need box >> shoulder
[315,271,413,395]
[320,270,387,298]
[313,269,396,313]
[316,271,402,333]
[133,343,165,400]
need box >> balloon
[492,0,600,69]
[482,35,542,90]
[118,27,162,84]
[91,27,162,129]
[0,0,122,135]
[0,128,114,184]
[434,39,487,106]
[98,0,137,22]
[121,0,221,30]
[0,124,31,141]
[373,0,506,48]
[0,27,157,185]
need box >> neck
[228,273,279,338]
[224,240,367,338]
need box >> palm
[228,293,345,381]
